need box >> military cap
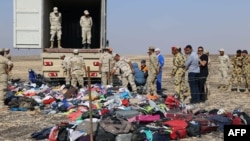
[5,48,10,51]
[218,48,224,52]
[0,48,3,52]
[112,53,119,57]
[242,50,248,54]
[73,49,79,54]
[236,49,241,53]
[204,50,209,54]
[148,46,155,50]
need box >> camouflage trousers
[229,68,242,85]
[147,73,157,95]
[174,69,185,99]
[0,74,8,106]
[121,74,136,92]
[71,70,84,88]
[243,73,250,86]
[101,72,111,86]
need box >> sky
[0,0,250,56]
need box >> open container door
[100,0,107,49]
[13,0,42,48]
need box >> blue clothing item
[185,51,200,73]
[157,70,162,91]
[157,54,165,69]
[132,63,146,85]
[188,72,200,103]
[157,54,164,91]
[29,69,37,83]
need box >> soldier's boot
[244,86,249,94]
[87,43,91,49]
[58,40,62,48]
[50,41,54,48]
[0,90,8,111]
[236,86,241,93]
[83,43,87,49]
[226,84,232,92]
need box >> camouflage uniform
[0,50,13,108]
[172,52,186,100]
[69,55,85,87]
[61,56,71,85]
[100,52,113,86]
[113,57,136,92]
[147,52,159,95]
[227,56,243,92]
[242,55,250,93]
[218,54,230,88]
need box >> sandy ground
[0,55,250,141]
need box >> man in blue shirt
[184,45,200,104]
[155,48,164,94]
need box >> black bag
[153,130,170,141]
[57,125,69,141]
[186,121,201,137]
[131,126,147,141]
[239,112,250,125]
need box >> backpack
[239,112,250,125]
[165,95,180,109]
[164,120,188,140]
[186,121,201,137]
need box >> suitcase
[115,110,140,119]
[193,118,218,134]
[164,120,188,140]
[135,115,160,123]
[115,133,132,141]
[165,113,193,121]
[64,86,77,98]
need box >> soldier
[80,10,93,49]
[4,48,11,60]
[68,49,87,88]
[0,48,13,110]
[49,7,62,48]
[99,48,113,86]
[155,48,165,93]
[204,50,211,96]
[226,50,243,92]
[4,48,12,81]
[241,50,250,94]
[146,46,160,98]
[60,54,71,85]
[110,53,137,93]
[218,48,230,90]
[171,46,186,101]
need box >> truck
[13,0,107,83]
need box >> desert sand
[0,55,249,141]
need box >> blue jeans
[188,72,200,103]
[157,70,162,92]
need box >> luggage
[153,130,170,141]
[64,86,77,98]
[165,95,180,109]
[193,118,218,134]
[136,115,160,123]
[115,110,140,119]
[94,133,115,141]
[209,115,232,131]
[186,121,201,137]
[115,133,132,141]
[165,112,193,121]
[163,120,188,140]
